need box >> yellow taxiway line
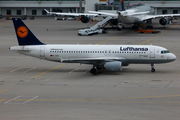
[96,35,122,45]
[0,89,7,93]
[0,99,5,102]
[139,24,180,45]
[33,64,65,78]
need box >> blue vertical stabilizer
[12,18,45,46]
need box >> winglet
[44,9,50,14]
[44,9,55,15]
[12,18,45,45]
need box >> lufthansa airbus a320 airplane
[10,18,176,74]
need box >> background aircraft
[89,3,180,29]
[10,18,176,74]
[45,1,180,29]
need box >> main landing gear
[90,64,97,74]
[151,64,155,72]
[90,64,156,74]
[146,19,153,29]
[132,25,139,29]
[90,68,97,74]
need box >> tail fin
[12,18,44,46]
[120,0,125,11]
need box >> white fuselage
[10,44,176,66]
[119,5,155,24]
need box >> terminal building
[0,0,180,16]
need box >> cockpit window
[161,50,170,54]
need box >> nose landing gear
[151,64,155,72]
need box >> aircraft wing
[10,46,31,51]
[88,11,118,17]
[44,9,98,16]
[61,57,126,63]
[139,14,180,21]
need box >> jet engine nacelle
[109,19,118,25]
[80,16,91,23]
[159,18,168,25]
[104,61,122,72]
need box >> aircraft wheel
[117,28,121,31]
[146,26,153,29]
[96,66,101,70]
[132,26,138,29]
[90,68,97,74]
[151,64,155,72]
[151,68,155,72]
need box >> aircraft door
[40,46,45,57]
[150,47,155,58]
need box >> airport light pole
[128,0,130,9]
[79,0,82,13]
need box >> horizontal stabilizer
[10,46,31,51]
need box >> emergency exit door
[40,46,45,57]
[150,48,155,58]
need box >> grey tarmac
[0,17,180,120]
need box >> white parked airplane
[89,3,180,29]
[10,18,176,74]
[45,1,180,29]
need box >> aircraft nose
[171,53,176,61]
